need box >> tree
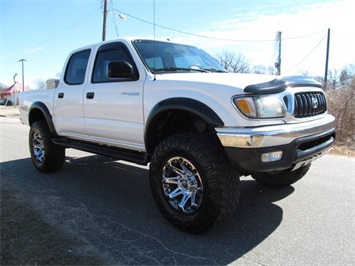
[0,83,8,91]
[327,69,339,90]
[215,51,251,73]
[252,65,275,75]
[313,75,324,85]
[339,64,355,87]
[325,65,355,90]
[33,79,46,90]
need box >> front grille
[293,92,327,118]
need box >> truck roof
[69,37,184,53]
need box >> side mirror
[107,61,135,79]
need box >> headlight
[233,96,286,118]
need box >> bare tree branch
[215,51,251,73]
[33,79,46,90]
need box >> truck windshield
[133,40,227,74]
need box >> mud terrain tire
[29,120,65,173]
[149,133,240,234]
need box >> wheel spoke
[33,143,43,149]
[163,175,181,185]
[190,190,197,207]
[34,149,44,162]
[178,192,191,210]
[33,140,43,148]
[179,161,192,175]
[168,186,184,199]
[168,164,185,176]
[190,188,202,208]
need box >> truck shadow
[1,154,294,265]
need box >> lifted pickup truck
[19,38,335,233]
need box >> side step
[53,138,150,165]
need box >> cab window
[64,49,91,85]
[92,42,138,83]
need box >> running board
[53,138,150,165]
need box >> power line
[110,0,120,37]
[281,30,326,41]
[3,7,100,61]
[113,8,325,43]
[112,8,273,42]
[3,2,64,42]
[284,35,326,74]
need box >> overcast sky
[1,0,354,88]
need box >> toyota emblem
[311,96,318,109]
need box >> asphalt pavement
[1,116,354,265]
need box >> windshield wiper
[201,68,228,73]
[153,67,209,73]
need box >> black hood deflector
[244,76,323,94]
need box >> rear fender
[29,102,58,136]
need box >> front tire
[149,133,240,234]
[252,164,311,188]
[29,120,65,173]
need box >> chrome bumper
[217,114,336,148]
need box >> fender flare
[29,102,58,136]
[144,97,224,151]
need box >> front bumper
[217,114,336,174]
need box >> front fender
[146,97,224,127]
[144,97,224,152]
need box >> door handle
[58,92,64,99]
[86,92,95,99]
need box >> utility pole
[102,0,108,41]
[275,31,282,75]
[13,73,17,106]
[18,59,26,92]
[324,28,330,89]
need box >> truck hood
[154,72,275,90]
[154,73,322,93]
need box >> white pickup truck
[19,38,336,233]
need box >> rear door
[53,49,91,139]
[83,42,145,151]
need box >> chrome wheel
[162,157,203,214]
[32,132,45,163]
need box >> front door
[83,42,145,151]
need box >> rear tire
[252,164,311,188]
[149,133,240,234]
[29,120,65,173]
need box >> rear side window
[64,49,91,85]
[92,42,138,83]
